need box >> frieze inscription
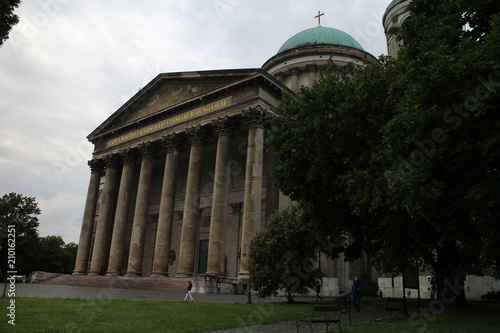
[107,97,231,147]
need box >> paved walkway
[13,283,376,332]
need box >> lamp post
[242,242,252,304]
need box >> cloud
[37,191,86,244]
[0,0,391,244]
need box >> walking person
[184,281,194,301]
[314,281,323,301]
[350,277,363,312]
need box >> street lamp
[242,242,252,304]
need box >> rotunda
[262,25,378,92]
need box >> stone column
[125,142,157,277]
[73,159,104,275]
[177,125,207,277]
[206,117,237,276]
[291,67,300,91]
[88,154,120,276]
[307,65,318,88]
[239,106,266,277]
[151,134,182,277]
[105,148,138,276]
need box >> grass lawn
[1,297,499,332]
[0,297,309,332]
[348,312,500,333]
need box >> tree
[35,236,77,274]
[381,0,500,305]
[267,0,500,307]
[0,192,41,277]
[0,0,21,46]
[268,59,397,262]
[248,205,323,303]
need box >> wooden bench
[371,297,403,320]
[295,305,344,332]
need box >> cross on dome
[315,11,324,27]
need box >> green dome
[277,26,364,54]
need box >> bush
[360,272,380,297]
[481,291,500,302]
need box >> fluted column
[239,106,266,277]
[206,117,237,276]
[73,159,104,275]
[88,154,120,275]
[177,125,207,277]
[125,142,157,277]
[106,148,138,276]
[151,134,182,277]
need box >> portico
[73,69,287,278]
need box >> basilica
[73,1,423,295]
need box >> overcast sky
[0,0,391,244]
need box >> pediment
[89,69,263,141]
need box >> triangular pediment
[89,69,265,141]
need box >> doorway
[198,240,209,274]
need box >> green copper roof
[277,26,365,54]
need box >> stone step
[40,274,190,292]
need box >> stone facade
[73,4,490,299]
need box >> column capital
[230,202,243,214]
[186,125,209,145]
[242,106,267,129]
[307,65,318,73]
[138,141,157,158]
[290,67,300,75]
[162,133,183,152]
[119,148,138,164]
[103,154,120,169]
[88,159,104,174]
[212,116,238,137]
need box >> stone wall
[465,275,500,300]
[378,276,433,299]
[193,275,245,295]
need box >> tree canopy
[267,0,500,302]
[248,205,323,303]
[0,0,21,46]
[0,192,40,276]
[0,193,78,277]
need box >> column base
[205,270,225,277]
[150,272,169,278]
[238,271,250,280]
[125,271,142,277]
[72,270,87,275]
[176,272,193,278]
[87,271,103,276]
[105,270,120,277]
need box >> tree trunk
[435,245,467,312]
[286,291,295,303]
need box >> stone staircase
[40,274,189,292]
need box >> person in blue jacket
[350,277,363,312]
